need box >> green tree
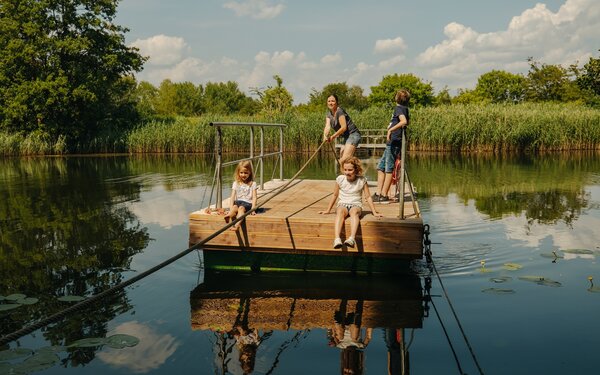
[134,81,158,119]
[474,70,527,103]
[0,0,146,143]
[434,86,452,106]
[573,52,600,105]
[261,75,293,112]
[203,81,259,114]
[307,82,368,111]
[525,58,582,102]
[369,73,434,108]
[452,88,483,104]
[153,79,203,116]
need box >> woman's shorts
[341,131,361,147]
[234,200,252,211]
[377,143,401,173]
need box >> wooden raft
[189,179,423,259]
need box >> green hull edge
[201,250,419,274]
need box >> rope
[0,140,329,347]
[428,287,466,374]
[428,255,485,375]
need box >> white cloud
[98,321,179,373]
[374,37,407,54]
[130,35,188,66]
[321,53,342,65]
[416,0,600,90]
[223,0,284,19]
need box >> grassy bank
[2,103,600,155]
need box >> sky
[115,0,600,104]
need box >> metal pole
[216,127,223,209]
[398,128,407,219]
[260,127,265,189]
[279,127,284,180]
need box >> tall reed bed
[411,103,600,151]
[0,132,66,156]
[2,103,599,155]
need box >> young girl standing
[226,160,257,231]
[319,157,382,248]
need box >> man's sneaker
[333,238,343,249]
[378,195,390,204]
[372,193,380,202]
[344,237,356,248]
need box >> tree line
[1,0,599,150]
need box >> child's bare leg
[232,206,246,230]
[348,207,362,239]
[334,207,348,239]
[225,206,238,224]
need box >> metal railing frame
[210,122,286,209]
[398,128,419,219]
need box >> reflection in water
[406,152,599,224]
[97,321,179,373]
[0,157,151,365]
[190,272,426,374]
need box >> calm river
[1,152,599,375]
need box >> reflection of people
[322,94,362,167]
[225,160,257,231]
[231,325,261,374]
[330,300,373,375]
[373,89,410,204]
[319,157,382,249]
[385,328,408,375]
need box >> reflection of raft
[189,179,424,273]
[190,272,425,331]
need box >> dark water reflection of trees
[0,157,152,364]
[404,152,599,226]
[1,152,599,362]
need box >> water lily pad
[478,267,493,273]
[0,304,22,312]
[57,295,85,302]
[0,348,33,361]
[35,346,67,354]
[587,286,600,293]
[490,276,512,283]
[0,362,27,375]
[562,248,594,255]
[482,288,516,294]
[16,297,38,305]
[503,263,523,271]
[19,352,59,372]
[518,276,562,287]
[105,334,140,349]
[5,294,27,302]
[68,337,107,348]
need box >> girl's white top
[336,175,366,208]
[232,180,257,203]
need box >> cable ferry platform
[189,178,424,273]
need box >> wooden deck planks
[189,179,424,258]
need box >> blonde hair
[342,156,363,176]
[234,160,254,183]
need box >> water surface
[1,152,599,374]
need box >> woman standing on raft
[322,94,362,167]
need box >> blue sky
[115,0,599,103]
